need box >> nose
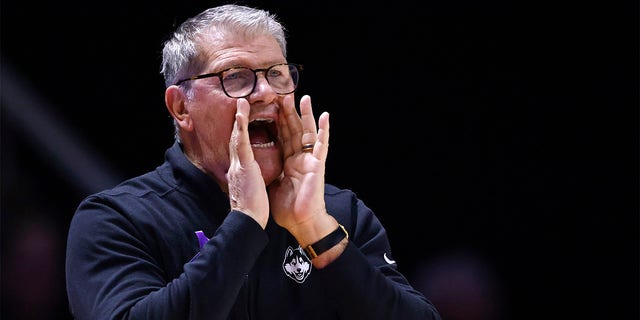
[250,71,278,98]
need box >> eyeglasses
[175,63,303,98]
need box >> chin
[257,160,283,184]
[262,172,281,186]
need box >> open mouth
[248,119,278,149]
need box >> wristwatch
[304,224,349,259]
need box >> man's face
[180,33,290,187]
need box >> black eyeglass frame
[174,63,303,98]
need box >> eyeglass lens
[222,64,299,98]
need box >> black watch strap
[304,224,349,259]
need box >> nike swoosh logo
[383,253,396,264]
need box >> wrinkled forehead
[196,27,282,59]
[197,24,275,49]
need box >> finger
[278,94,298,157]
[299,95,318,146]
[230,98,255,165]
[314,111,330,160]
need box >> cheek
[189,92,237,147]
[191,91,236,132]
[200,106,235,145]
[199,108,235,175]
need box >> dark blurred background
[1,1,638,319]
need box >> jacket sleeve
[65,196,267,320]
[321,187,442,320]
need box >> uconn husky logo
[282,246,311,283]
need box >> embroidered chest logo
[282,246,312,283]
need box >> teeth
[250,118,274,123]
[251,141,275,148]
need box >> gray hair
[160,4,288,88]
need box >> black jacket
[65,142,441,320]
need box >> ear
[165,85,192,131]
